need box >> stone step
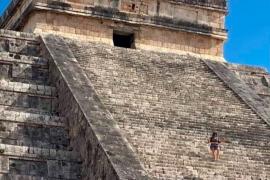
[0,104,54,116]
[150,149,269,166]
[0,90,57,113]
[0,144,79,161]
[166,137,270,152]
[0,30,39,42]
[0,52,48,68]
[136,117,263,128]
[0,80,56,97]
[168,121,269,135]
[195,168,268,179]
[193,156,269,168]
[0,60,48,84]
[0,123,70,150]
[0,144,81,179]
[0,174,81,180]
[132,111,263,125]
[0,174,61,180]
[0,158,81,179]
[0,105,64,127]
[0,36,41,57]
[166,128,270,144]
[151,159,270,179]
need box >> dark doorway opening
[132,4,136,10]
[113,31,135,48]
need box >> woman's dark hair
[212,132,218,137]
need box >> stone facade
[1,0,227,58]
[22,11,224,58]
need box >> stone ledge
[0,52,47,67]
[0,104,52,116]
[227,63,268,74]
[203,60,270,126]
[171,0,227,11]
[0,174,49,180]
[0,0,227,39]
[0,80,55,97]
[0,29,38,42]
[0,89,56,112]
[0,105,64,127]
[0,144,79,161]
[42,34,148,180]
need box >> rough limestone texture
[204,60,270,126]
[227,64,270,104]
[0,30,81,179]
[42,35,148,180]
[1,0,227,57]
[1,29,270,180]
[64,38,270,179]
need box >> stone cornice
[170,0,227,12]
[39,4,227,38]
[1,0,227,40]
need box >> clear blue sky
[225,1,270,71]
[0,0,269,71]
[0,0,10,15]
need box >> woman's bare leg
[216,149,220,160]
[213,150,218,161]
[211,149,215,160]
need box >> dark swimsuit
[210,137,220,150]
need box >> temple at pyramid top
[0,0,228,58]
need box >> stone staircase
[0,31,81,179]
[67,39,270,179]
